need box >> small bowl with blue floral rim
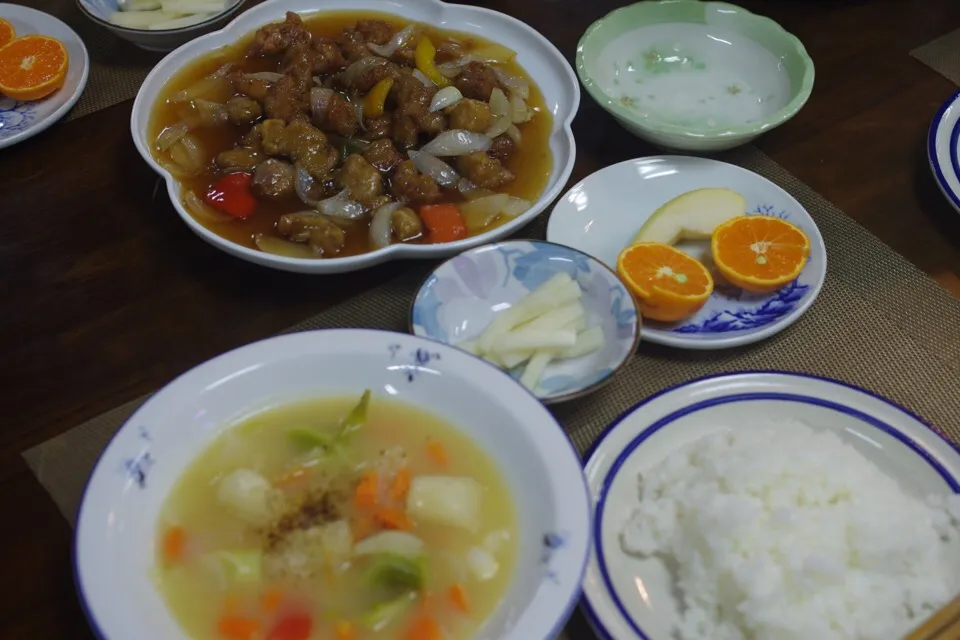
[547,155,827,350]
[410,240,641,404]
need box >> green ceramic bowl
[576,0,814,151]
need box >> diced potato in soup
[156,392,517,639]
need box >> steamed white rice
[620,420,960,640]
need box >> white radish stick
[476,273,574,353]
[512,301,584,333]
[519,351,553,391]
[494,329,576,352]
[560,326,604,359]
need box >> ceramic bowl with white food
[130,0,580,274]
[77,0,248,52]
[927,88,960,216]
[410,240,640,404]
[75,328,591,639]
[576,0,814,152]
[0,4,89,150]
[582,372,960,640]
[547,156,826,350]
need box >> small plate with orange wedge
[547,156,826,350]
[0,4,89,150]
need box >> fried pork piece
[455,61,498,101]
[215,148,262,172]
[257,119,338,181]
[360,115,392,141]
[252,159,296,200]
[488,134,515,162]
[231,72,271,101]
[362,138,403,173]
[392,159,440,203]
[336,154,383,205]
[391,112,419,149]
[447,98,492,133]
[278,212,346,256]
[457,151,514,189]
[337,27,371,62]
[356,19,393,45]
[249,12,311,57]
[225,96,262,126]
[392,206,423,241]
[264,74,310,123]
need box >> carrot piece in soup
[355,471,380,508]
[448,584,469,613]
[335,620,356,640]
[352,515,377,541]
[390,467,412,502]
[419,204,467,244]
[161,525,186,563]
[374,506,413,530]
[405,614,443,640]
[426,440,449,468]
[218,615,260,640]
[260,587,283,613]
[266,612,312,640]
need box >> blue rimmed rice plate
[580,371,960,639]
[546,156,826,350]
[927,88,960,215]
[409,240,641,404]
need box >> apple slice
[632,188,747,245]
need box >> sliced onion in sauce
[156,121,190,152]
[243,71,284,83]
[193,99,229,126]
[501,196,531,218]
[458,179,496,201]
[342,56,389,87]
[367,23,421,58]
[317,189,365,220]
[436,62,464,78]
[505,124,522,144]
[351,93,365,131]
[169,134,205,174]
[412,69,434,87]
[310,87,333,119]
[493,67,530,100]
[157,157,198,179]
[460,193,510,231]
[255,235,315,259]
[509,93,532,124]
[295,166,322,207]
[489,88,510,119]
[327,134,371,153]
[168,63,232,103]
[429,86,463,113]
[485,114,511,139]
[183,189,231,224]
[408,149,460,187]
[369,202,403,249]
[420,129,491,156]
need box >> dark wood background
[2,0,959,636]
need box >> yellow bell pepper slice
[414,36,450,88]
[363,77,395,119]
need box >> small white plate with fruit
[546,156,826,350]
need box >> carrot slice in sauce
[374,506,413,531]
[266,612,312,640]
[405,614,443,640]
[419,204,467,244]
[218,615,260,640]
[260,587,284,613]
[426,440,449,468]
[355,471,380,508]
[335,620,357,640]
[161,525,186,563]
[448,584,469,613]
[390,467,412,502]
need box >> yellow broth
[156,394,518,640]
[148,11,554,257]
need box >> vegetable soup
[148,11,553,259]
[156,391,518,640]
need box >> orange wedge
[617,242,714,322]
[0,34,69,101]
[0,18,15,49]
[711,215,811,294]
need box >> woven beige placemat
[912,27,960,86]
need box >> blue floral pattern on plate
[663,203,816,335]
[411,241,640,403]
[0,98,38,138]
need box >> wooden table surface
[2,0,960,636]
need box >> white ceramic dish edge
[130,0,580,273]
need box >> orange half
[616,242,714,323]
[0,34,69,101]
[0,18,15,49]
[711,215,811,294]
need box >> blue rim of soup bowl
[407,239,642,405]
[578,370,960,640]
[927,88,960,214]
[73,328,591,640]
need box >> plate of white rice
[581,372,960,640]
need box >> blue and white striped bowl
[410,240,641,404]
[928,89,960,216]
[77,0,247,51]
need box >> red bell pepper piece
[266,612,312,640]
[205,172,257,219]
